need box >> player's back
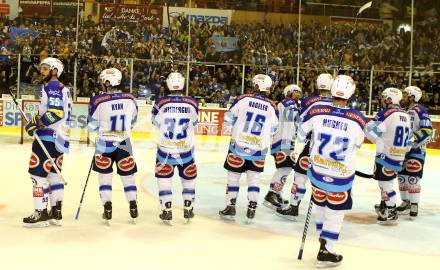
[228,93,279,160]
[300,105,366,191]
[152,95,199,154]
[89,92,138,143]
[372,108,412,169]
[299,95,332,119]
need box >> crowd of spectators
[1,4,440,113]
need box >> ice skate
[316,238,343,268]
[49,201,63,226]
[276,204,299,221]
[396,200,410,215]
[219,206,236,221]
[159,209,172,225]
[409,203,418,220]
[183,200,194,224]
[102,201,112,226]
[129,200,138,224]
[377,206,398,225]
[246,201,257,224]
[263,191,288,210]
[23,209,50,228]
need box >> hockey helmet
[166,72,185,91]
[252,74,272,92]
[330,75,355,100]
[382,87,403,105]
[403,86,422,102]
[316,73,333,90]
[99,68,122,87]
[283,84,302,97]
[40,57,64,78]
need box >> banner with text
[211,36,239,52]
[100,4,162,25]
[163,7,233,27]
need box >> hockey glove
[25,115,43,136]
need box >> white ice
[0,135,439,270]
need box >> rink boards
[0,98,439,148]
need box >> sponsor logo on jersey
[252,160,265,168]
[43,159,53,173]
[382,167,396,177]
[33,187,44,197]
[29,153,39,169]
[183,163,197,178]
[117,156,136,172]
[155,163,173,176]
[299,156,310,170]
[327,191,348,205]
[95,155,112,170]
[312,188,327,203]
[275,151,286,164]
[405,159,422,173]
[227,153,245,168]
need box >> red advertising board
[19,0,51,17]
[196,108,231,136]
[100,4,162,24]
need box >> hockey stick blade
[355,170,373,179]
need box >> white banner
[162,7,233,27]
[0,0,20,19]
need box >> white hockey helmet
[40,57,64,78]
[252,74,273,92]
[99,68,122,87]
[166,72,185,91]
[316,73,333,90]
[283,84,302,97]
[331,75,355,100]
[382,87,403,105]
[404,86,422,102]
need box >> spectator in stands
[428,92,440,112]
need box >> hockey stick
[337,1,372,71]
[75,159,94,220]
[298,197,314,260]
[7,88,67,185]
[355,170,374,179]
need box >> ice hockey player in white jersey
[397,86,433,219]
[219,74,279,223]
[152,72,199,224]
[263,84,301,210]
[23,57,72,227]
[276,73,333,220]
[299,75,366,268]
[88,68,139,223]
[365,88,413,225]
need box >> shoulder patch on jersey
[383,108,398,117]
[308,106,332,116]
[344,110,367,128]
[303,96,324,108]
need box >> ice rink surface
[1,135,439,270]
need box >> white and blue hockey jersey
[152,95,199,165]
[299,95,332,143]
[36,80,73,153]
[406,104,433,160]
[88,92,138,153]
[299,105,367,192]
[365,107,413,172]
[225,93,279,161]
[271,98,300,154]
